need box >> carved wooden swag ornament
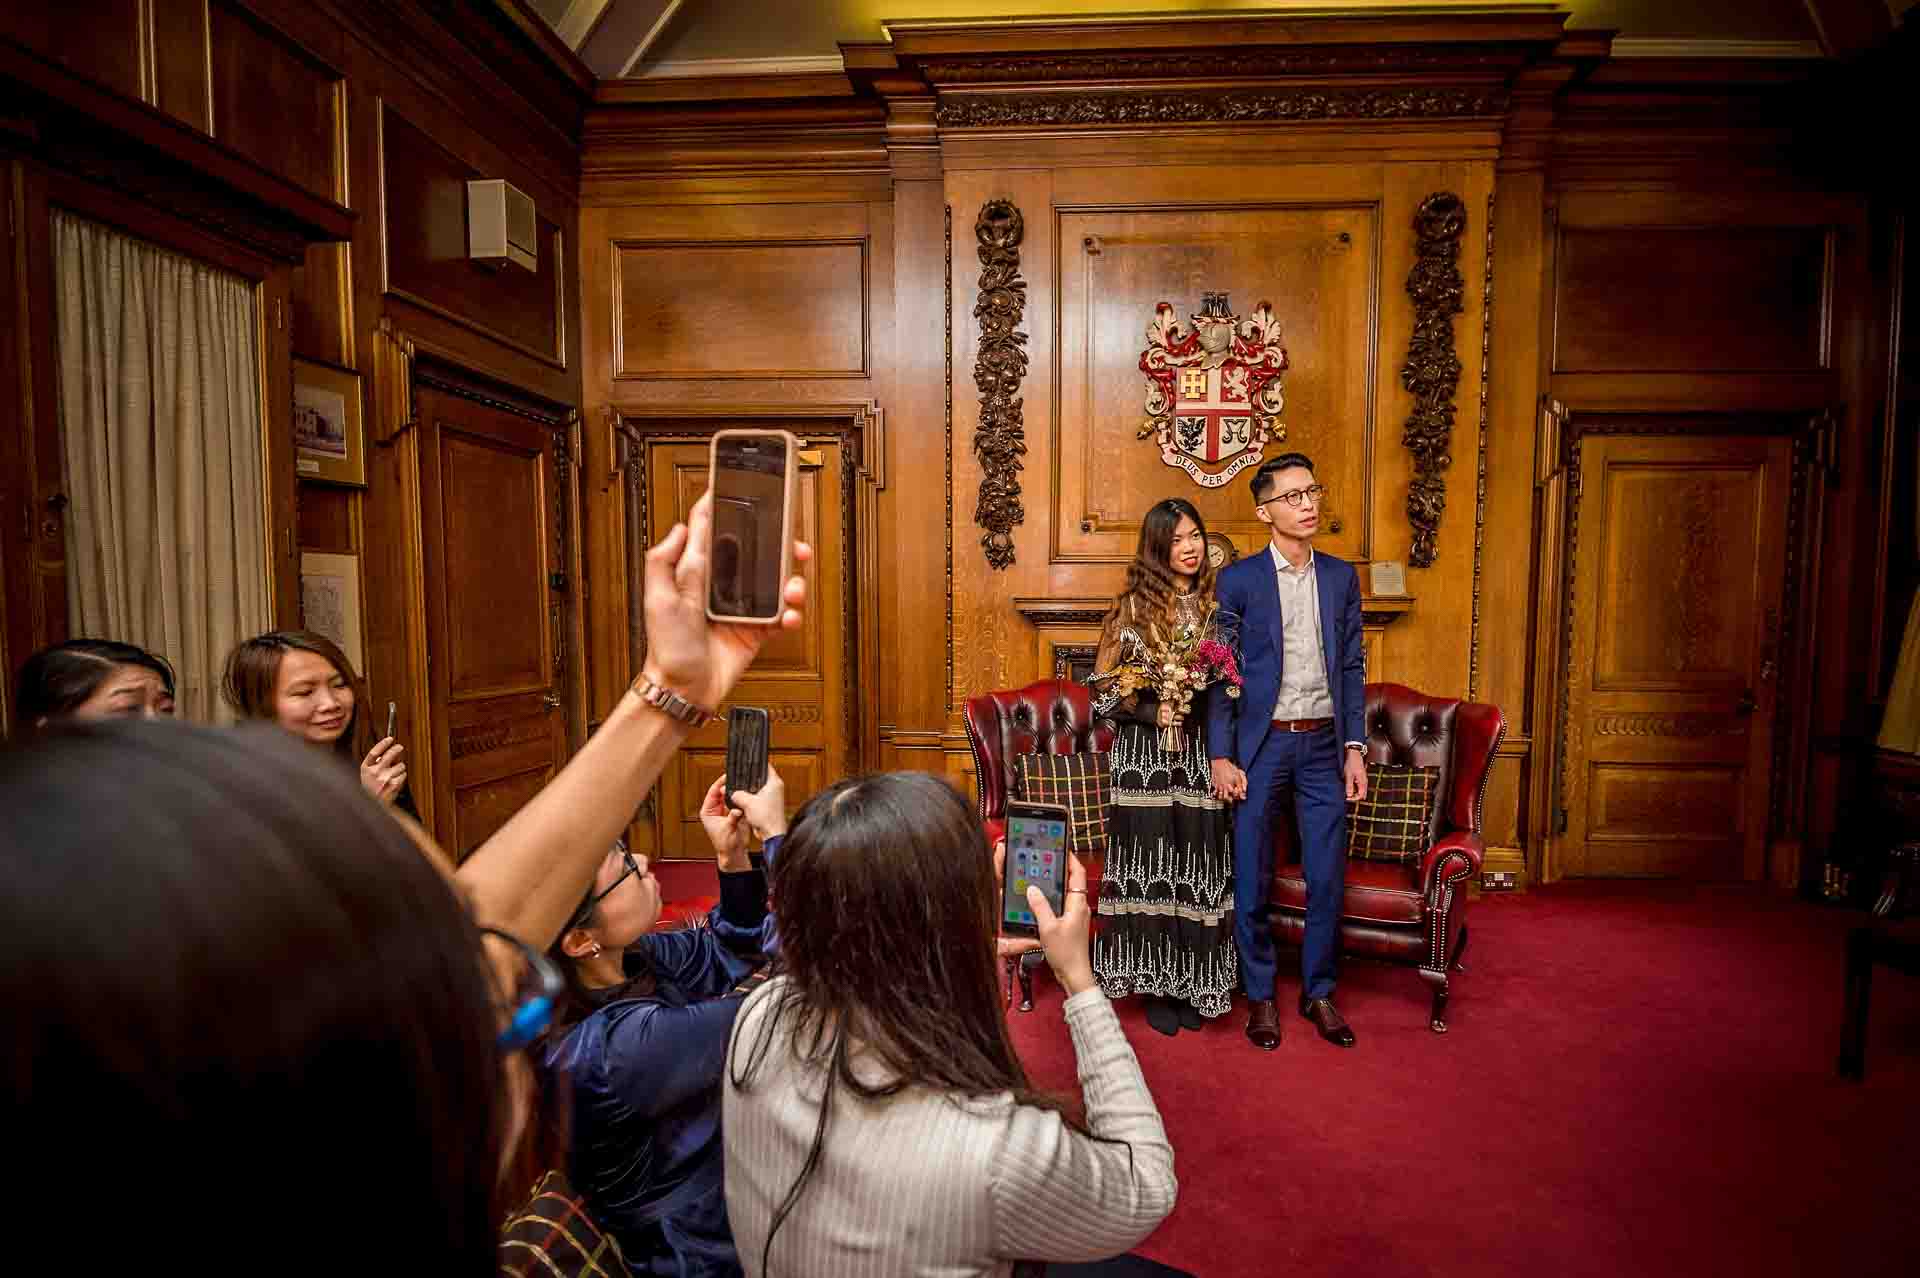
[1401,191,1467,568]
[973,199,1028,570]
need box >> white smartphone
[706,429,798,626]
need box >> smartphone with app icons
[1000,800,1072,937]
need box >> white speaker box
[466,179,537,273]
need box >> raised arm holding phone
[3,477,809,1275]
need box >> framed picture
[300,551,365,677]
[292,357,366,487]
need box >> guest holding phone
[4,494,810,1273]
[724,772,1176,1277]
[543,768,789,1278]
[221,630,410,810]
[1088,497,1238,1035]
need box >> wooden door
[644,438,846,858]
[417,385,574,861]
[1562,433,1792,879]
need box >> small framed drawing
[292,357,366,487]
[300,552,365,677]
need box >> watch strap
[634,677,716,729]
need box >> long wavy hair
[1101,497,1216,659]
[727,772,1096,1274]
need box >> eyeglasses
[1260,483,1329,510]
[566,840,641,931]
[479,926,564,1051]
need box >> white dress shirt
[1270,544,1335,722]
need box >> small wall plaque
[1370,560,1408,596]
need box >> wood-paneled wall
[8,5,1906,888]
[1,1,588,808]
[578,11,1904,888]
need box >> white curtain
[52,211,271,721]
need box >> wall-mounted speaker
[466,178,537,273]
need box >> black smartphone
[1000,801,1072,937]
[385,701,397,741]
[725,706,770,806]
[707,429,798,625]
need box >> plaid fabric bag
[1346,762,1441,865]
[1014,752,1112,857]
[499,1169,632,1278]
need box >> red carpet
[1005,884,1920,1278]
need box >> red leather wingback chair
[963,678,1116,1011]
[1268,682,1505,1032]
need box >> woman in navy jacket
[542,769,788,1277]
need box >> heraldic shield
[1139,292,1288,488]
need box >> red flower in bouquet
[1189,639,1242,699]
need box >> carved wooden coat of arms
[1138,292,1288,488]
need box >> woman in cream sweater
[723,771,1178,1277]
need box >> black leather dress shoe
[1299,996,1357,1048]
[1245,998,1281,1051]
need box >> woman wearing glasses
[1087,496,1239,1035]
[1,497,808,1273]
[541,768,789,1278]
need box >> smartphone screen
[708,432,792,621]
[1002,808,1070,932]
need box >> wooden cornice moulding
[880,10,1571,58]
[1360,595,1416,627]
[593,73,858,106]
[0,39,354,251]
[330,0,590,144]
[1013,598,1112,628]
[933,86,1511,130]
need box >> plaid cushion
[1347,762,1440,865]
[499,1169,631,1278]
[1014,752,1112,857]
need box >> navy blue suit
[1206,547,1365,1002]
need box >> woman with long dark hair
[723,772,1176,1277]
[222,629,408,806]
[542,769,788,1277]
[14,638,175,727]
[1089,497,1238,1034]
[2,494,809,1273]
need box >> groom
[1207,453,1368,1051]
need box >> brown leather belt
[1272,717,1332,733]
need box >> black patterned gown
[1089,596,1238,1018]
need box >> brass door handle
[1735,690,1757,716]
[542,694,561,711]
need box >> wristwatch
[633,677,715,729]
[1344,741,1366,753]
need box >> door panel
[418,386,572,861]
[646,438,846,858]
[1564,433,1790,879]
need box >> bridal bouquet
[1098,615,1243,752]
